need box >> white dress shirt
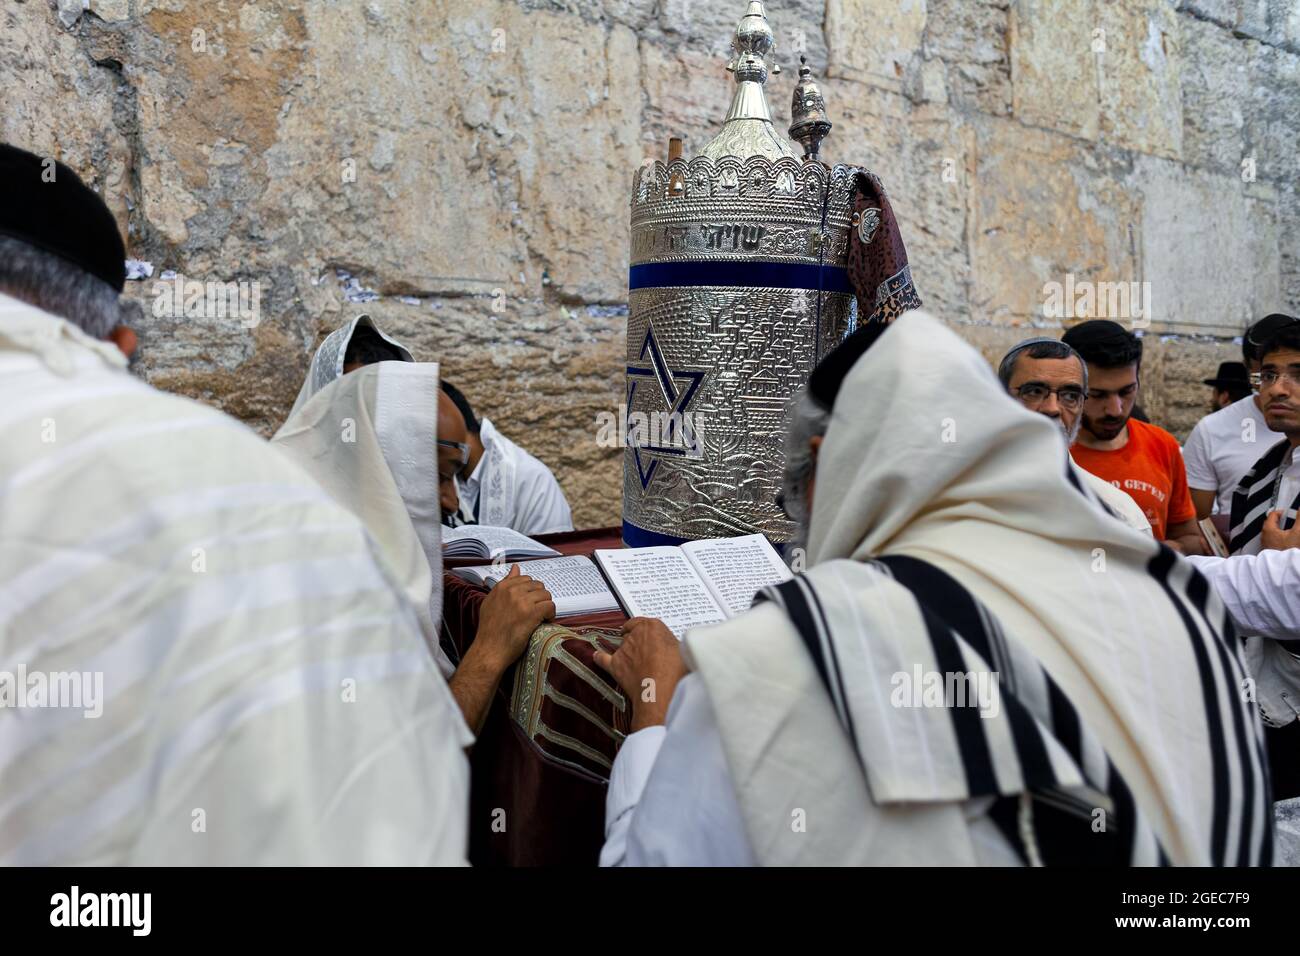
[457,417,574,535]
[1189,550,1300,727]
[1188,550,1300,640]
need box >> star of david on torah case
[623,1,859,548]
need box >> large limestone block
[639,41,734,158]
[1245,44,1300,190]
[1096,0,1184,159]
[968,117,1140,325]
[1127,155,1281,336]
[1009,0,1101,140]
[1179,15,1252,175]
[1270,0,1300,46]
[826,0,928,95]
[924,0,1012,115]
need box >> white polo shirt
[1182,394,1282,514]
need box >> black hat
[807,320,895,409]
[1203,361,1249,388]
[0,143,126,292]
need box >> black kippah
[807,320,895,409]
[0,143,126,292]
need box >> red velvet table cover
[441,527,629,867]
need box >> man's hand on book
[593,617,687,732]
[476,564,556,670]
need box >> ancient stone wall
[4,0,1297,526]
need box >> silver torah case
[622,1,858,547]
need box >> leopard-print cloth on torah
[847,169,923,326]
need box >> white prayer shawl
[0,293,470,865]
[683,311,1272,866]
[458,417,573,535]
[287,314,414,418]
[1228,438,1300,556]
[272,362,453,678]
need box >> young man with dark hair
[1213,317,1300,797]
[1228,319,1300,555]
[1062,320,1204,553]
[1183,315,1291,520]
[439,380,573,535]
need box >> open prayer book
[593,534,793,638]
[442,525,560,561]
[448,555,621,617]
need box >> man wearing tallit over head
[597,310,1274,866]
[272,350,557,734]
[0,143,469,865]
[286,313,414,418]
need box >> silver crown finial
[700,1,797,162]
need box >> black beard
[1084,415,1127,440]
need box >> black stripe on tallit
[880,555,1176,865]
[1047,681,1083,767]
[877,555,1057,792]
[1064,459,1087,496]
[1228,439,1291,552]
[801,578,862,756]
[1147,546,1233,865]
[986,795,1027,865]
[1229,520,1266,554]
[1063,457,1121,522]
[912,601,1000,796]
[757,578,860,755]
[1033,789,1125,866]
[1182,559,1274,866]
[1106,759,1139,864]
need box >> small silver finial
[789,55,833,163]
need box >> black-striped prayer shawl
[1228,437,1300,554]
[757,554,1274,866]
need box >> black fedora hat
[1203,361,1250,388]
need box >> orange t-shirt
[1070,419,1196,541]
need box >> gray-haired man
[999,337,1151,534]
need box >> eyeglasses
[438,439,469,465]
[1011,383,1086,410]
[1252,369,1300,389]
[437,439,469,484]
